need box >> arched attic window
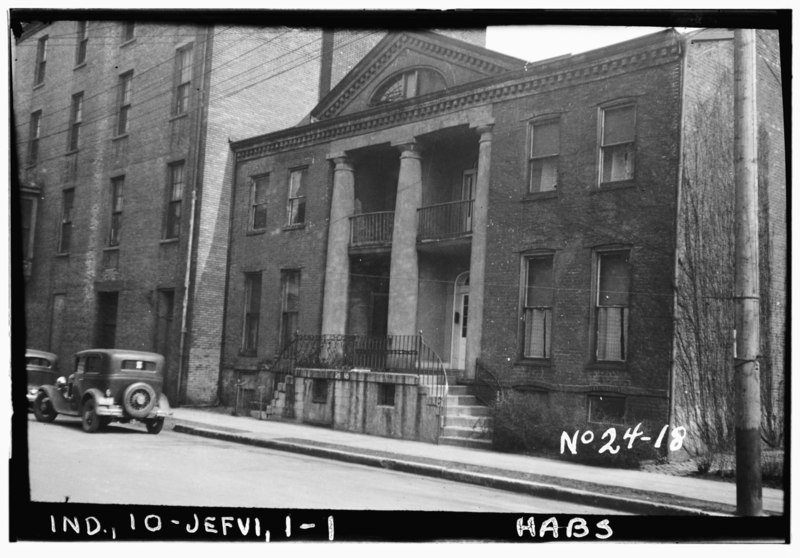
[370,68,447,106]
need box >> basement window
[312,379,329,404]
[587,394,626,425]
[377,383,396,407]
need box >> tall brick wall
[480,48,682,425]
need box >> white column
[465,124,493,378]
[387,141,423,337]
[321,156,354,335]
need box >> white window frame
[598,103,636,185]
[528,119,560,193]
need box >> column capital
[332,156,354,171]
[475,124,494,142]
[392,139,423,158]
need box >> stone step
[444,405,492,417]
[438,436,493,450]
[441,425,493,440]
[446,385,471,396]
[446,394,479,406]
[444,415,494,429]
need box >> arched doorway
[451,271,470,370]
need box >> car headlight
[105,389,112,397]
[28,388,37,395]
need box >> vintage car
[26,349,59,406]
[32,349,171,434]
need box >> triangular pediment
[311,31,525,121]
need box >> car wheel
[81,399,101,433]
[122,383,157,419]
[145,417,164,435]
[33,392,57,423]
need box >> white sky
[486,26,674,63]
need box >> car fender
[81,388,106,407]
[156,393,171,412]
[37,385,75,416]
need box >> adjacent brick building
[12,19,485,406]
[223,29,785,447]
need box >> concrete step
[446,394,479,406]
[444,415,494,429]
[444,405,492,417]
[438,436,493,450]
[446,385,471,396]
[441,425,493,440]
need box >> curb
[173,423,729,516]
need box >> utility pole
[733,28,762,516]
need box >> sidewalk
[167,407,784,516]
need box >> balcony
[417,199,473,242]
[350,211,394,249]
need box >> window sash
[121,22,135,43]
[164,163,184,239]
[523,307,552,358]
[28,112,41,165]
[251,176,269,230]
[35,37,47,84]
[280,270,301,348]
[75,22,88,65]
[68,93,83,151]
[173,46,193,115]
[287,169,306,225]
[596,306,628,361]
[600,105,635,183]
[108,178,124,246]
[117,73,133,135]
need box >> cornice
[236,41,681,163]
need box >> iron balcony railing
[350,211,394,247]
[417,199,473,242]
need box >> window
[59,189,75,253]
[121,360,156,371]
[280,270,301,349]
[164,162,185,239]
[27,111,42,165]
[599,104,636,184]
[312,379,329,404]
[286,168,306,226]
[371,68,446,105]
[250,175,269,231]
[67,92,84,152]
[121,22,135,43]
[21,195,36,263]
[522,255,554,359]
[116,71,133,135]
[173,44,193,115]
[108,176,124,246]
[242,272,262,355]
[34,36,47,85]
[378,383,396,406]
[528,120,559,193]
[595,251,630,361]
[588,395,626,424]
[75,22,88,65]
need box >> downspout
[668,33,688,457]
[177,28,211,404]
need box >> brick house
[12,18,485,406]
[223,29,785,448]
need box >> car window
[85,356,103,374]
[75,357,85,373]
[121,360,156,371]
[26,357,52,367]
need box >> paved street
[28,416,624,513]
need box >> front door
[451,272,470,370]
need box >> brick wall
[480,52,682,425]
